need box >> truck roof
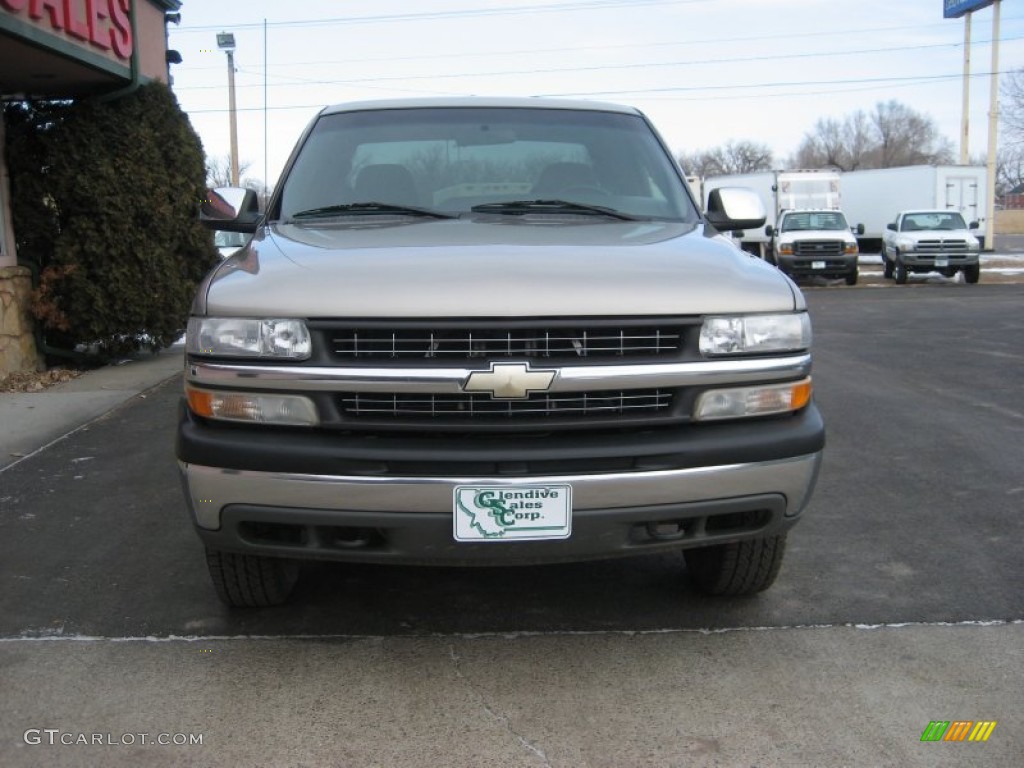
[320,96,642,116]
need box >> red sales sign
[0,0,133,60]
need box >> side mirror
[200,187,260,233]
[886,222,897,231]
[765,225,775,237]
[969,221,979,230]
[705,187,766,232]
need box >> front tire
[963,264,980,284]
[684,534,787,596]
[895,260,908,285]
[205,549,300,607]
[845,269,859,286]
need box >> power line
[172,0,709,33]
[179,70,1012,114]
[169,15,1024,72]
[538,71,1005,99]
[170,36,1021,93]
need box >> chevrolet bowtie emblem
[463,362,556,399]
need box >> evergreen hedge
[3,83,218,358]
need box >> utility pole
[960,11,972,164]
[217,32,240,187]
[985,0,1000,251]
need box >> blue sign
[944,0,996,18]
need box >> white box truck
[840,165,987,251]
[702,170,841,258]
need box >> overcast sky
[166,0,1023,187]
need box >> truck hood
[894,229,975,244]
[200,217,802,317]
[777,228,857,243]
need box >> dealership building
[0,0,182,376]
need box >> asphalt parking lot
[1,284,1022,767]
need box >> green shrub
[3,83,218,358]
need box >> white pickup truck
[765,209,861,286]
[880,210,981,284]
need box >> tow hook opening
[645,520,689,541]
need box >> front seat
[532,162,600,197]
[353,164,419,206]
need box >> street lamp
[217,32,240,187]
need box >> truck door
[946,176,979,222]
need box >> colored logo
[921,721,997,742]
[453,485,572,542]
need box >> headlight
[895,238,915,252]
[186,385,319,426]
[694,378,812,421]
[778,243,794,255]
[187,317,311,359]
[699,313,811,356]
[844,242,859,254]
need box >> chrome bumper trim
[186,354,813,394]
[179,452,822,531]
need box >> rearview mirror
[705,188,766,232]
[200,187,261,233]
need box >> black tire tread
[895,261,908,285]
[685,534,786,596]
[205,549,299,608]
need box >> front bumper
[176,403,824,566]
[178,454,821,565]
[900,251,979,268]
[777,255,857,279]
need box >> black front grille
[339,389,672,419]
[320,321,689,361]
[793,240,843,256]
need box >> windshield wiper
[470,199,641,221]
[289,202,456,220]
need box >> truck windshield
[781,212,849,232]
[902,212,967,231]
[278,107,697,222]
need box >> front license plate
[935,258,949,267]
[812,260,826,270]
[454,484,572,541]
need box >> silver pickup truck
[178,97,825,607]
[880,209,981,284]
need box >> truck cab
[766,209,862,286]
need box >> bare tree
[995,146,1024,197]
[789,101,953,171]
[205,154,252,187]
[872,100,953,168]
[1001,66,1024,146]
[678,140,774,176]
[791,111,874,171]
